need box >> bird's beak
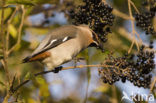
[91,31,105,52]
[97,42,105,52]
[88,28,105,52]
[90,39,104,53]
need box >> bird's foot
[53,66,63,73]
[73,57,85,62]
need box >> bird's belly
[42,39,81,70]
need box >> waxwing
[23,25,103,70]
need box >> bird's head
[90,29,105,52]
[78,24,104,52]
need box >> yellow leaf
[26,27,49,35]
[28,98,37,103]
[36,76,45,85]
[94,85,109,93]
[36,77,50,97]
[29,41,39,50]
[24,72,31,80]
[14,43,21,51]
[8,24,17,38]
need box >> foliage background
[0,0,156,103]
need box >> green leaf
[26,27,49,35]
[24,72,31,80]
[36,76,45,85]
[87,67,91,83]
[0,81,5,87]
[36,76,50,97]
[28,98,37,103]
[7,0,35,6]
[24,72,35,81]
[8,24,17,38]
[93,85,109,93]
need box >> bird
[23,24,103,72]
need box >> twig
[119,28,156,53]
[128,38,135,54]
[102,0,106,4]
[8,5,25,55]
[112,9,134,20]
[0,60,5,67]
[0,1,12,103]
[129,0,140,14]
[0,49,2,52]
[2,93,11,103]
[128,0,140,54]
[135,31,142,44]
[112,1,142,53]
[150,77,156,92]
[10,74,16,93]
[147,77,156,102]
[0,0,11,86]
[6,6,19,51]
[153,17,156,32]
[12,64,111,93]
[84,57,90,103]
[111,86,118,103]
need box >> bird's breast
[42,38,82,69]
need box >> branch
[1,1,12,103]
[0,49,2,53]
[102,0,106,4]
[7,5,25,55]
[6,6,19,51]
[112,9,134,20]
[118,28,156,53]
[150,77,156,92]
[148,77,156,100]
[129,0,140,14]
[0,0,11,86]
[12,64,109,93]
[128,0,140,54]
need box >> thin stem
[0,0,11,86]
[102,0,106,4]
[12,64,112,93]
[112,9,134,20]
[112,86,118,103]
[118,28,156,53]
[8,5,25,55]
[128,0,140,53]
[128,39,135,54]
[2,94,11,103]
[135,31,142,44]
[147,77,156,101]
[130,0,140,14]
[6,6,19,51]
[1,1,12,103]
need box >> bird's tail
[22,52,51,63]
[22,56,32,63]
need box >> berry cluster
[69,0,115,43]
[99,44,155,88]
[135,0,156,35]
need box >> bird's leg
[72,57,85,67]
[53,66,63,73]
[73,57,85,62]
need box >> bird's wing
[23,25,78,63]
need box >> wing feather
[33,36,73,57]
[23,25,78,63]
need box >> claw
[53,66,63,73]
